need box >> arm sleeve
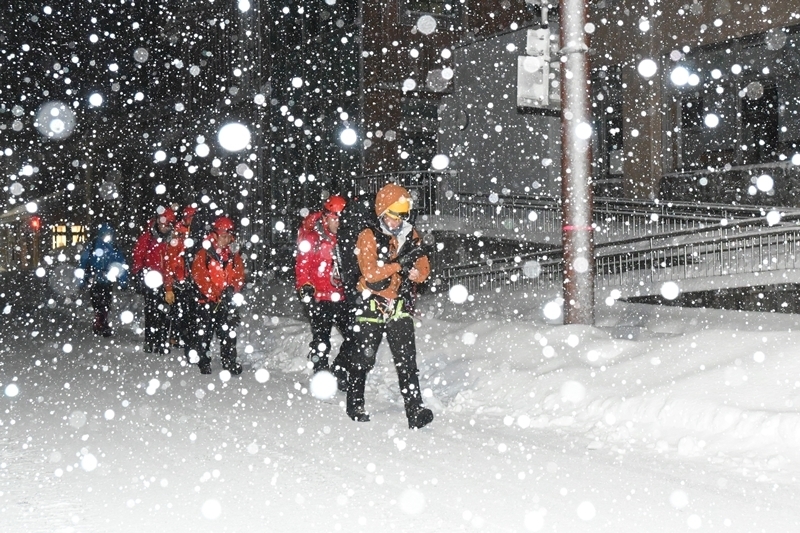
[294,223,317,290]
[231,253,246,292]
[131,234,147,274]
[162,242,181,292]
[411,230,431,283]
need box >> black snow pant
[90,282,113,336]
[348,296,425,419]
[143,287,170,354]
[190,299,240,371]
[304,299,356,374]
[171,282,192,348]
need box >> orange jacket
[355,224,430,301]
[191,241,245,303]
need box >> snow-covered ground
[1,269,800,532]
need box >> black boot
[223,358,243,375]
[349,408,370,422]
[346,369,370,422]
[198,355,212,374]
[400,369,433,429]
[407,404,434,429]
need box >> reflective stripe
[355,297,410,324]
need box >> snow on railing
[437,218,800,300]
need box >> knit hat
[374,183,411,217]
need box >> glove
[164,290,175,305]
[299,284,315,303]
[397,251,417,271]
[396,246,425,277]
[227,308,241,328]
[221,286,234,306]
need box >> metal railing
[349,172,794,240]
[438,218,800,298]
[450,192,795,243]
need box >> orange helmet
[212,216,236,235]
[323,195,347,215]
[375,183,411,217]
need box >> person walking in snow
[77,222,129,337]
[347,183,434,429]
[295,195,355,389]
[164,204,197,352]
[131,206,175,354]
[189,215,245,375]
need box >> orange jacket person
[189,216,246,375]
[348,183,434,429]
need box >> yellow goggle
[384,209,410,221]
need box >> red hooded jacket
[132,220,170,276]
[294,211,344,302]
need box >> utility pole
[559,0,595,324]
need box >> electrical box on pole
[517,28,552,108]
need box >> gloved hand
[396,252,417,273]
[227,307,241,328]
[165,290,175,305]
[221,286,234,306]
[396,246,424,277]
[299,284,315,303]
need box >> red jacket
[132,221,170,277]
[294,211,344,302]
[192,236,245,303]
[164,221,190,291]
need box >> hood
[374,183,411,217]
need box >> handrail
[437,212,800,296]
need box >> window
[591,66,623,195]
[51,225,86,249]
[664,25,800,172]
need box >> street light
[339,127,357,146]
[218,122,251,152]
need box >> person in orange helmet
[347,183,434,429]
[131,206,176,354]
[188,215,246,375]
